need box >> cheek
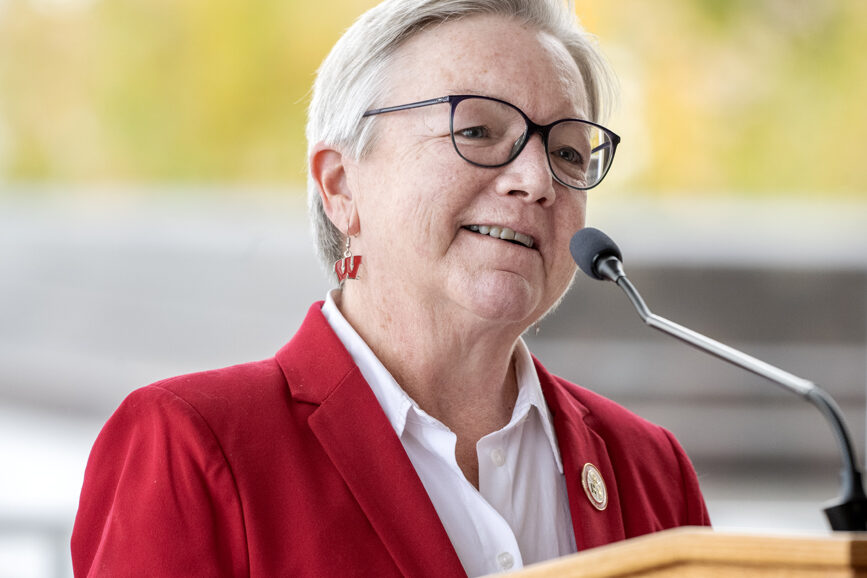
[355,133,490,250]
[553,192,588,241]
[404,161,479,231]
[356,169,453,256]
[546,253,578,307]
[548,192,587,275]
[569,191,588,224]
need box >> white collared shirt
[321,291,576,576]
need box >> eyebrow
[449,88,589,121]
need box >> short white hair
[306,0,616,279]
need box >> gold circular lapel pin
[581,463,608,511]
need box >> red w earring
[334,233,362,282]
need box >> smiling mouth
[464,225,535,249]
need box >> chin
[454,271,544,326]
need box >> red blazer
[72,303,709,577]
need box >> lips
[464,224,535,249]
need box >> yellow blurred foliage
[582,0,867,196]
[1,0,865,195]
[0,0,378,185]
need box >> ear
[309,142,360,236]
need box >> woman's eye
[456,125,489,139]
[553,147,584,166]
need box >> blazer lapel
[535,358,627,550]
[277,304,465,577]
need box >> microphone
[570,227,867,532]
[570,226,625,283]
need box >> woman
[72,0,709,576]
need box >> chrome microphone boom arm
[595,255,867,531]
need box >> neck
[335,284,523,432]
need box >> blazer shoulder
[74,374,252,576]
[143,356,288,415]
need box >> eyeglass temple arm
[362,96,451,117]
[591,141,613,154]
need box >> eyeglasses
[362,94,620,191]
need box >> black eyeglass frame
[362,94,621,191]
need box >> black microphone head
[570,227,623,281]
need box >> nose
[495,132,556,207]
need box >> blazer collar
[535,356,627,550]
[275,303,466,577]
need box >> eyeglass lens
[450,97,615,190]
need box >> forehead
[385,14,587,121]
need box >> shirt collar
[512,338,565,473]
[321,289,564,473]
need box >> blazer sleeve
[71,385,249,577]
[664,428,711,527]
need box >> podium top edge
[510,527,867,578]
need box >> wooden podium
[509,527,867,577]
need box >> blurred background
[1,0,866,576]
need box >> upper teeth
[466,225,534,248]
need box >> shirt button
[490,448,506,467]
[497,552,514,570]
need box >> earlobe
[309,142,360,235]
